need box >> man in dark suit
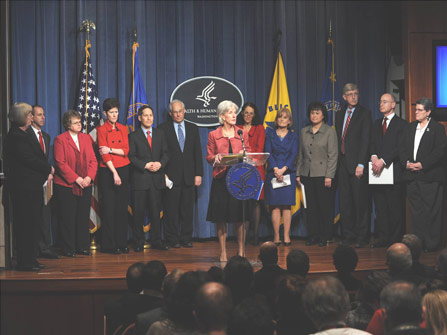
[158,100,203,248]
[369,94,408,248]
[335,83,372,248]
[26,105,59,259]
[129,105,169,251]
[4,102,53,271]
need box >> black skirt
[206,175,245,223]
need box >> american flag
[76,40,101,233]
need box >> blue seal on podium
[226,162,262,200]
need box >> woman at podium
[265,107,298,246]
[296,102,338,246]
[206,100,251,262]
[236,102,265,245]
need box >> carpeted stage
[0,239,440,335]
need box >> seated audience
[135,269,184,335]
[105,262,145,332]
[380,281,428,335]
[386,243,424,284]
[193,282,233,334]
[346,271,391,330]
[332,245,361,292]
[147,271,210,335]
[402,234,436,279]
[223,256,254,305]
[434,248,447,284]
[253,242,287,302]
[302,276,370,335]
[422,290,447,335]
[275,275,316,335]
[227,295,275,335]
[286,249,310,278]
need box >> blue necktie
[178,124,185,152]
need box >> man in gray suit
[27,105,59,259]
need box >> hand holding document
[271,174,291,189]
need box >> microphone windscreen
[237,129,243,136]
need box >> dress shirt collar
[141,126,152,138]
[30,125,41,137]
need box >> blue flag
[127,42,148,133]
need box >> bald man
[369,93,408,248]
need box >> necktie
[341,109,352,154]
[38,130,45,153]
[382,116,388,136]
[147,130,152,149]
[178,124,185,152]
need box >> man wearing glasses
[159,100,203,248]
[335,83,372,248]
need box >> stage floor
[0,239,440,281]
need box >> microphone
[237,129,247,160]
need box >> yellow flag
[264,52,302,216]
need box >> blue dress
[265,127,298,206]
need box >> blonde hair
[217,100,238,125]
[423,290,447,335]
[274,107,293,128]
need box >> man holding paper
[369,93,407,248]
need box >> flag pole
[328,20,336,126]
[274,30,282,112]
[132,28,138,131]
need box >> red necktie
[147,131,152,149]
[38,130,45,153]
[341,109,352,154]
[382,117,388,136]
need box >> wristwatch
[109,148,113,154]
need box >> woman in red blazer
[97,98,130,254]
[54,110,98,257]
[206,100,251,262]
[237,102,266,245]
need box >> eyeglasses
[71,120,82,125]
[415,108,426,113]
[345,92,359,98]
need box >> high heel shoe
[284,241,292,246]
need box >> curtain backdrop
[10,0,387,239]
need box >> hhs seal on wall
[171,76,244,127]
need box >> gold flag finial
[79,19,96,41]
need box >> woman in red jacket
[97,98,131,254]
[236,102,265,245]
[206,100,251,262]
[54,110,98,257]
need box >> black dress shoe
[63,252,76,257]
[17,264,41,272]
[318,241,328,247]
[284,241,292,247]
[134,246,143,252]
[305,237,318,246]
[151,243,169,251]
[339,239,354,246]
[34,262,46,269]
[274,241,282,246]
[76,249,92,256]
[170,243,181,248]
[119,247,130,254]
[39,251,60,259]
[101,248,121,255]
[182,242,193,248]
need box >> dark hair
[402,234,422,261]
[259,242,278,266]
[194,282,233,332]
[236,102,261,126]
[227,295,275,335]
[333,245,358,273]
[162,269,184,300]
[302,276,350,330]
[167,271,210,329]
[286,249,310,277]
[437,248,447,275]
[223,256,254,305]
[380,281,422,330]
[103,98,120,112]
[415,97,434,113]
[62,110,81,130]
[307,101,328,123]
[126,262,145,293]
[142,260,167,291]
[207,266,224,283]
[31,104,44,115]
[137,104,153,116]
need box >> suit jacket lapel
[65,131,80,151]
[169,122,182,152]
[138,128,152,152]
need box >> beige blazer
[296,123,338,178]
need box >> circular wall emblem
[226,163,262,200]
[170,76,244,127]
